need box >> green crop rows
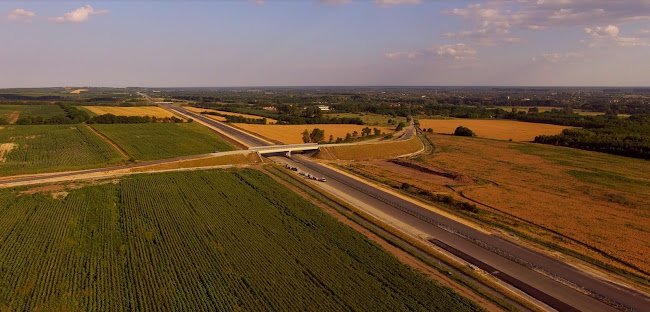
[0,125,124,176]
[0,169,482,311]
[0,104,66,121]
[91,122,235,160]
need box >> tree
[302,129,310,143]
[309,128,325,143]
[352,131,358,137]
[427,128,434,133]
[528,107,540,114]
[373,128,381,136]
[454,126,475,137]
[400,183,411,191]
[395,122,406,131]
[329,135,334,143]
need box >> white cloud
[386,43,477,61]
[584,25,620,37]
[51,5,108,23]
[374,0,421,8]
[531,51,585,63]
[637,29,650,37]
[443,1,650,44]
[317,0,351,5]
[244,0,266,5]
[583,24,648,47]
[8,8,35,23]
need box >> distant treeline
[3,103,185,125]
[534,115,650,159]
[0,94,63,101]
[88,114,184,124]
[195,104,365,125]
[200,111,267,124]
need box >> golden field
[317,136,423,161]
[344,134,650,275]
[185,106,277,124]
[83,106,176,118]
[418,119,571,141]
[233,124,394,144]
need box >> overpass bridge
[248,143,319,156]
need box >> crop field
[185,106,277,123]
[324,112,406,127]
[82,106,176,118]
[317,136,422,160]
[90,123,235,161]
[0,169,482,311]
[0,104,67,123]
[234,124,394,144]
[418,119,571,141]
[493,107,631,117]
[345,134,650,275]
[0,125,124,176]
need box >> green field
[325,112,406,126]
[0,169,482,311]
[90,122,235,160]
[0,125,124,176]
[0,104,66,123]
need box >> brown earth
[7,111,19,124]
[0,143,17,163]
[346,133,650,276]
[316,136,423,161]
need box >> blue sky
[1,0,649,87]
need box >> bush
[454,126,475,137]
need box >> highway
[161,102,649,312]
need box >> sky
[1,0,649,87]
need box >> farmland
[233,124,394,144]
[185,106,277,123]
[317,136,423,160]
[324,112,407,127]
[82,106,176,118]
[0,104,67,124]
[342,133,650,276]
[418,119,571,141]
[90,122,235,160]
[0,125,124,176]
[0,169,482,311]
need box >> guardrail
[248,143,320,152]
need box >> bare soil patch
[7,111,19,124]
[0,142,16,163]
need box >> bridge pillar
[285,151,291,157]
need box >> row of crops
[90,123,235,161]
[0,169,483,311]
[0,125,124,176]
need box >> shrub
[454,126,475,137]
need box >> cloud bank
[51,5,108,23]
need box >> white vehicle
[320,178,327,182]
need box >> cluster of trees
[88,114,184,124]
[454,126,476,137]
[14,104,90,125]
[301,127,384,144]
[399,184,479,213]
[535,116,650,159]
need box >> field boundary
[83,123,130,160]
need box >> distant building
[316,105,330,111]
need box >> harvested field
[234,124,394,144]
[185,106,277,123]
[82,106,176,118]
[349,133,650,275]
[69,88,88,94]
[418,119,571,141]
[325,112,407,127]
[317,136,423,161]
